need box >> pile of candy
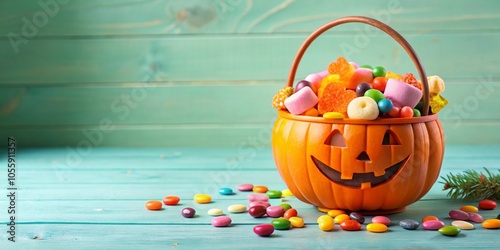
[272,56,449,119]
[145,183,500,237]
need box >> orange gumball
[400,106,414,118]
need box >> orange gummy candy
[328,56,354,86]
[318,83,357,115]
[318,74,340,98]
[401,73,422,90]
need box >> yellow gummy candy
[429,94,448,113]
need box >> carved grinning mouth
[311,155,410,189]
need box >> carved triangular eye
[382,130,401,145]
[324,130,347,147]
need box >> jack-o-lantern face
[272,110,445,212]
[311,127,411,190]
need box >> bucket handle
[286,16,430,116]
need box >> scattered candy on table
[317,215,335,231]
[340,220,362,231]
[371,216,391,226]
[162,195,180,206]
[248,205,267,218]
[438,226,461,236]
[181,207,196,218]
[194,194,211,204]
[271,56,448,119]
[451,220,474,230]
[271,218,291,230]
[284,208,298,219]
[254,224,275,237]
[266,205,285,218]
[252,185,269,193]
[449,209,469,220]
[289,216,305,228]
[422,220,445,230]
[479,200,497,210]
[207,208,224,216]
[266,190,282,199]
[218,187,234,195]
[212,216,232,227]
[467,212,484,223]
[227,204,247,213]
[366,223,388,233]
[349,212,365,224]
[237,183,254,191]
[333,214,351,224]
[145,200,162,210]
[482,219,500,229]
[399,219,419,230]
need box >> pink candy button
[237,183,253,191]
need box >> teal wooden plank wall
[1,0,499,147]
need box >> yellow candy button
[323,112,344,120]
[194,194,212,204]
[281,189,294,197]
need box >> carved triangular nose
[356,151,371,162]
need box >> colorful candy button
[254,224,275,237]
[460,205,478,213]
[438,226,461,236]
[334,214,351,224]
[237,183,254,191]
[327,209,345,218]
[289,217,304,228]
[162,196,180,206]
[252,185,268,193]
[145,200,162,210]
[479,200,497,210]
[218,187,233,195]
[451,220,474,230]
[482,219,500,229]
[467,212,484,223]
[422,220,445,230]
[399,219,419,230]
[266,190,282,199]
[193,194,211,204]
[207,208,223,216]
[340,220,362,231]
[266,205,285,218]
[281,189,294,197]
[247,193,269,202]
[366,223,387,233]
[248,201,271,208]
[449,209,469,220]
[248,205,267,218]
[271,218,291,230]
[372,216,391,226]
[318,215,335,231]
[181,207,196,218]
[227,204,246,213]
[349,212,365,224]
[211,216,232,227]
[278,203,292,211]
[284,208,298,219]
[422,215,439,222]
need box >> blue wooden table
[1,145,499,249]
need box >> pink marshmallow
[284,87,318,115]
[317,70,329,78]
[384,79,423,108]
[305,73,322,85]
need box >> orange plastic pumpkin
[271,17,445,213]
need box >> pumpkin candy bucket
[271,16,445,214]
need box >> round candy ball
[364,89,386,103]
[413,108,421,117]
[378,99,394,113]
[356,82,372,97]
[359,64,373,70]
[347,97,380,120]
[400,106,414,118]
[372,76,387,92]
[295,80,312,93]
[372,66,386,78]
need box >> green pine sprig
[439,167,500,200]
